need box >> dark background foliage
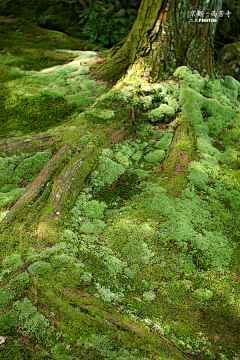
[0,0,239,53]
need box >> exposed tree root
[0,132,56,155]
[4,144,69,222]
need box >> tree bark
[2,126,127,224]
[96,0,222,82]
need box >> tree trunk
[96,0,222,82]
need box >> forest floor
[0,16,240,360]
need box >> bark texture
[96,0,222,82]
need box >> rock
[217,41,240,82]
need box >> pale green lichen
[0,55,240,359]
[2,253,23,271]
[102,148,114,159]
[80,219,106,234]
[14,149,52,179]
[143,291,156,301]
[0,149,52,206]
[115,144,134,157]
[152,130,165,138]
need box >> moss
[28,261,53,275]
[0,188,26,207]
[91,156,125,188]
[145,149,165,163]
[131,151,142,161]
[1,253,23,271]
[114,151,130,167]
[14,150,52,179]
[0,41,240,360]
[81,200,107,219]
[0,273,29,311]
[152,129,165,138]
[94,172,141,206]
[14,297,51,340]
[87,108,115,121]
[155,133,173,150]
[0,19,100,71]
[0,33,108,137]
[0,91,78,137]
[146,103,176,122]
[224,75,240,94]
[192,288,214,301]
[0,149,54,207]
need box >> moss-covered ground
[0,18,240,360]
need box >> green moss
[155,133,173,150]
[28,261,53,275]
[91,155,125,188]
[192,288,214,301]
[0,273,29,311]
[0,309,18,335]
[14,150,52,179]
[145,149,165,163]
[114,151,130,167]
[94,172,141,206]
[0,31,108,137]
[14,297,51,339]
[224,75,240,94]
[2,254,23,270]
[0,188,26,207]
[0,19,100,71]
[0,149,54,207]
[81,200,107,219]
[152,130,165,138]
[146,104,176,122]
[131,151,142,161]
[0,49,240,360]
[0,91,78,137]
[88,108,115,121]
